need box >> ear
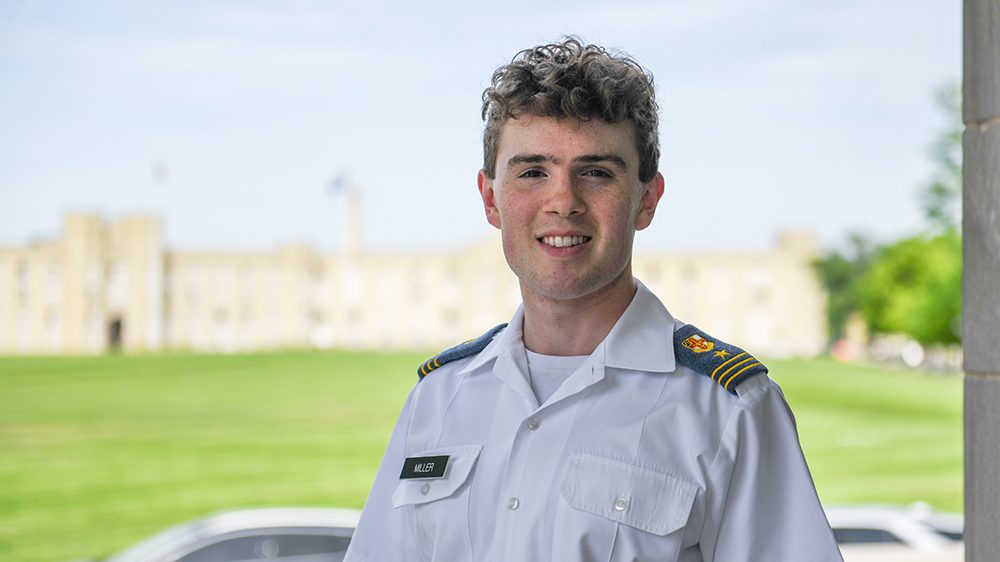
[478,169,502,229]
[634,172,665,231]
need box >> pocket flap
[392,444,483,508]
[560,453,697,536]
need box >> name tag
[399,455,450,479]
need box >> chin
[529,273,616,302]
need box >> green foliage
[859,232,962,345]
[0,353,962,562]
[920,82,962,233]
[815,82,963,344]
[812,233,876,341]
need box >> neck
[521,269,637,356]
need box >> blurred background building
[0,213,826,357]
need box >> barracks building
[0,213,826,357]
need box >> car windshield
[104,520,205,562]
[179,533,350,561]
[833,528,906,545]
[934,529,963,541]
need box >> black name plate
[400,455,450,479]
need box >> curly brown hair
[481,37,659,182]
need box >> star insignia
[713,349,730,359]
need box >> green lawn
[0,353,962,562]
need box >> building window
[16,310,30,352]
[87,311,103,352]
[108,263,127,310]
[16,262,29,307]
[87,264,101,299]
[342,265,363,307]
[47,262,61,306]
[45,310,61,352]
[748,267,772,305]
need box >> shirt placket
[493,360,609,560]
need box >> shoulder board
[673,323,768,395]
[417,323,508,380]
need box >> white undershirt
[524,349,589,405]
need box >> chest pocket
[392,443,483,508]
[559,453,697,536]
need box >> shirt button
[614,497,629,511]
[420,483,431,495]
[526,417,540,430]
[507,497,520,510]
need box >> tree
[920,82,962,233]
[813,82,963,347]
[812,233,876,342]
[855,82,963,346]
[858,232,962,345]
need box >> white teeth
[541,236,589,248]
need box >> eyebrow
[505,153,628,171]
[506,154,553,169]
[576,154,628,170]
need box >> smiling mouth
[539,235,592,248]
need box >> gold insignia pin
[714,349,730,359]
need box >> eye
[582,169,612,178]
[519,169,546,178]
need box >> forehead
[496,115,639,162]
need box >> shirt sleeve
[344,386,422,562]
[699,379,844,562]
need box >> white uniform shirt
[345,282,843,562]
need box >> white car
[94,503,964,562]
[98,507,360,562]
[826,504,963,562]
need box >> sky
[0,0,962,254]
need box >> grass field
[0,352,962,562]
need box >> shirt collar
[600,279,677,373]
[458,305,525,376]
[459,279,676,376]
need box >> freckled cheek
[497,199,540,235]
[499,231,529,276]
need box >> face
[478,115,664,304]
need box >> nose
[544,173,586,218]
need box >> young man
[344,38,843,562]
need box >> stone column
[963,0,1000,560]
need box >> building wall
[62,214,107,354]
[0,213,827,357]
[0,241,64,354]
[635,231,826,357]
